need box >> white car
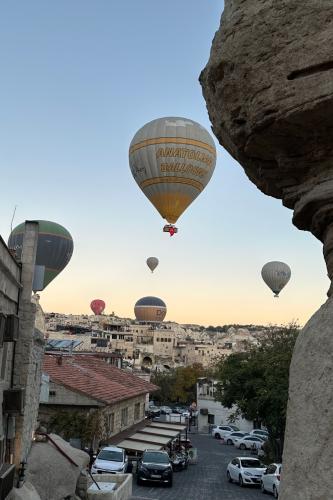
[261,463,281,498]
[250,429,269,439]
[223,431,250,445]
[227,456,266,487]
[160,406,172,414]
[234,435,265,450]
[211,425,240,439]
[91,446,128,474]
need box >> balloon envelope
[129,117,216,224]
[90,299,106,315]
[146,257,159,273]
[134,296,167,322]
[261,261,291,297]
[8,220,73,291]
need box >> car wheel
[239,443,246,450]
[239,475,244,487]
[214,433,221,439]
[261,481,266,493]
[227,471,233,483]
[167,478,173,487]
[136,477,142,486]
[273,485,278,498]
[226,439,233,445]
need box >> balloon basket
[163,224,178,236]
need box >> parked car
[234,435,265,450]
[136,449,173,487]
[250,429,269,439]
[227,456,267,487]
[261,463,281,498]
[91,446,128,474]
[211,425,240,439]
[160,406,173,415]
[223,431,250,445]
[147,405,161,416]
[173,406,187,414]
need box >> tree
[151,364,205,404]
[213,323,299,461]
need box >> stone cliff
[200,2,333,498]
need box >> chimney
[56,356,62,366]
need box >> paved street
[131,433,265,500]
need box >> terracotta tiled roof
[43,354,158,405]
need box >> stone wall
[39,388,147,447]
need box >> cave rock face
[201,3,333,499]
[200,1,333,283]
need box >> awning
[129,433,171,445]
[139,427,180,438]
[149,422,186,432]
[117,440,162,452]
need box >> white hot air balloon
[146,257,159,273]
[129,117,216,235]
[261,261,291,297]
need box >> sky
[0,1,328,327]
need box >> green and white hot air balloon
[8,220,74,292]
[261,261,291,297]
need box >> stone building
[0,222,45,495]
[196,378,252,433]
[39,353,158,447]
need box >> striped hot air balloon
[8,220,73,292]
[134,296,167,323]
[129,117,216,235]
[261,261,291,297]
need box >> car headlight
[244,472,252,476]
[139,465,149,473]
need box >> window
[1,343,8,380]
[107,413,114,434]
[267,465,276,474]
[208,414,215,424]
[142,403,145,417]
[121,407,128,427]
[49,390,56,397]
[134,402,140,421]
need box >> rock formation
[25,434,89,500]
[200,1,333,498]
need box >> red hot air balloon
[90,299,106,315]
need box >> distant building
[196,378,252,433]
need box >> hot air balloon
[8,220,73,292]
[129,117,216,236]
[261,261,291,297]
[146,257,159,273]
[90,299,106,315]
[134,296,167,322]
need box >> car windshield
[98,450,123,462]
[230,425,239,431]
[143,452,169,464]
[240,459,263,468]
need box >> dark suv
[136,450,173,487]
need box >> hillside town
[45,311,266,371]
